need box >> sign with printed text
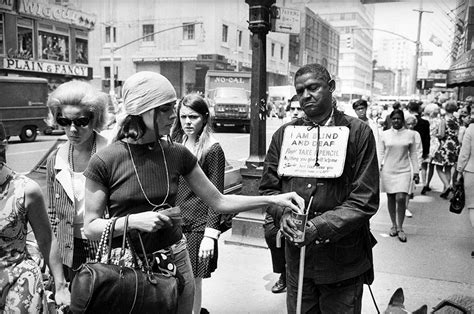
[277,126,349,178]
[271,6,301,34]
[3,58,89,77]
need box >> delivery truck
[205,70,251,132]
[0,76,49,142]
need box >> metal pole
[411,5,433,95]
[296,246,306,314]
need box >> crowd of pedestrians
[1,61,473,313]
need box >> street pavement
[201,172,474,313]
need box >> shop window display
[16,26,33,60]
[75,38,88,64]
[38,31,69,62]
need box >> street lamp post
[226,0,274,247]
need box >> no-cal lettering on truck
[205,70,251,132]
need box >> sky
[370,0,459,70]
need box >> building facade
[447,0,474,99]
[0,0,95,91]
[289,0,374,102]
[373,38,415,96]
[373,67,395,96]
[286,5,339,84]
[80,0,293,98]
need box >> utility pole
[226,0,274,247]
[411,3,433,95]
[108,0,115,105]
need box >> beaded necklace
[126,140,170,210]
[68,132,97,200]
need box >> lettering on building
[0,0,14,10]
[3,58,88,77]
[19,0,96,29]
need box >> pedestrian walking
[407,101,430,191]
[421,103,441,194]
[380,109,419,242]
[0,156,70,312]
[353,99,381,166]
[172,93,225,313]
[46,80,109,282]
[432,101,460,199]
[404,115,423,218]
[456,105,474,258]
[260,63,379,313]
[83,71,304,314]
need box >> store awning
[447,50,474,87]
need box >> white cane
[296,196,313,314]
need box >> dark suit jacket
[413,114,430,158]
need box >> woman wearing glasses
[46,80,109,282]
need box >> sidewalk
[202,175,474,313]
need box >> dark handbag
[450,176,465,214]
[70,215,180,314]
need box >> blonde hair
[47,80,109,131]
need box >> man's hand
[279,210,298,243]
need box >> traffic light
[346,36,353,49]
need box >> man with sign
[260,63,380,313]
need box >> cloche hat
[122,71,177,116]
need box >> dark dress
[176,143,225,278]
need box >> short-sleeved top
[84,140,197,251]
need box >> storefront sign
[3,58,88,77]
[278,126,349,178]
[0,0,14,11]
[19,0,96,29]
[447,67,474,85]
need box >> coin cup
[291,212,308,243]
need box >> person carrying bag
[70,215,181,314]
[450,175,465,214]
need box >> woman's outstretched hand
[130,211,173,232]
[273,192,304,213]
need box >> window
[104,66,118,79]
[222,24,228,43]
[280,46,284,59]
[271,43,275,57]
[183,23,195,40]
[0,14,4,55]
[17,18,33,60]
[143,24,154,42]
[38,23,70,62]
[105,26,116,43]
[237,30,242,47]
[75,29,88,64]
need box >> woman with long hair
[46,81,109,282]
[380,109,419,242]
[83,72,303,313]
[172,94,224,313]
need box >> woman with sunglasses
[46,80,109,282]
[82,72,303,313]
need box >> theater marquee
[3,58,89,77]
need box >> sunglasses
[290,107,303,111]
[56,115,92,127]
